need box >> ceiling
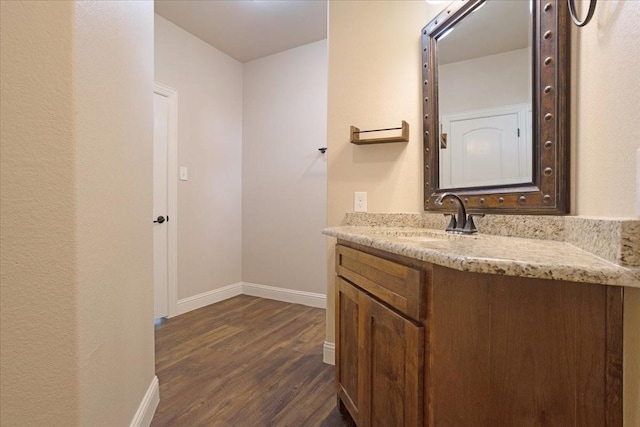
[154,0,328,63]
[437,0,531,65]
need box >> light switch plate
[180,166,188,181]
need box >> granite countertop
[323,225,640,289]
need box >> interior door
[440,105,531,189]
[450,113,519,188]
[153,92,169,319]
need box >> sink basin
[398,236,445,243]
[366,228,482,242]
[390,229,480,242]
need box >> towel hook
[568,0,596,27]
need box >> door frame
[154,82,178,318]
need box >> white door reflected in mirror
[440,104,531,189]
[436,0,532,189]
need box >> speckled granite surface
[331,213,640,287]
[472,215,566,241]
[344,213,428,228]
[621,221,640,266]
[343,213,640,267]
[323,225,640,288]
[344,212,566,240]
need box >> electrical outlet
[354,192,367,212]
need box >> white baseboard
[241,282,326,309]
[176,283,243,316]
[323,341,335,365]
[129,375,159,427]
[175,282,326,316]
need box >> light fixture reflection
[472,1,487,13]
[439,27,455,40]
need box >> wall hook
[568,0,596,27]
[318,147,327,154]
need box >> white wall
[1,1,156,425]
[242,40,328,295]
[439,48,530,115]
[155,15,243,300]
[74,2,156,424]
[155,16,328,302]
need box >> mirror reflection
[436,0,532,189]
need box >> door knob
[153,216,166,224]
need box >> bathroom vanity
[326,221,639,427]
[324,0,640,423]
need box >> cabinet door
[336,277,364,423]
[430,265,622,427]
[361,289,425,427]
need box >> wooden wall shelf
[350,120,409,145]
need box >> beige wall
[155,15,243,300]
[326,0,437,361]
[572,4,640,425]
[1,1,156,426]
[574,2,639,218]
[242,40,328,295]
[1,2,79,424]
[326,2,639,424]
[327,1,430,222]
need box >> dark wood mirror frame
[422,0,570,214]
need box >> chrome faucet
[434,193,467,232]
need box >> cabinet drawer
[336,244,424,321]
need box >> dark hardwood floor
[151,295,355,427]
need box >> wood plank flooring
[151,295,355,427]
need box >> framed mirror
[422,0,570,214]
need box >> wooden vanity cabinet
[337,277,424,427]
[335,245,426,427]
[334,241,623,427]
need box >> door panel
[366,295,424,427]
[336,277,361,422]
[430,266,613,427]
